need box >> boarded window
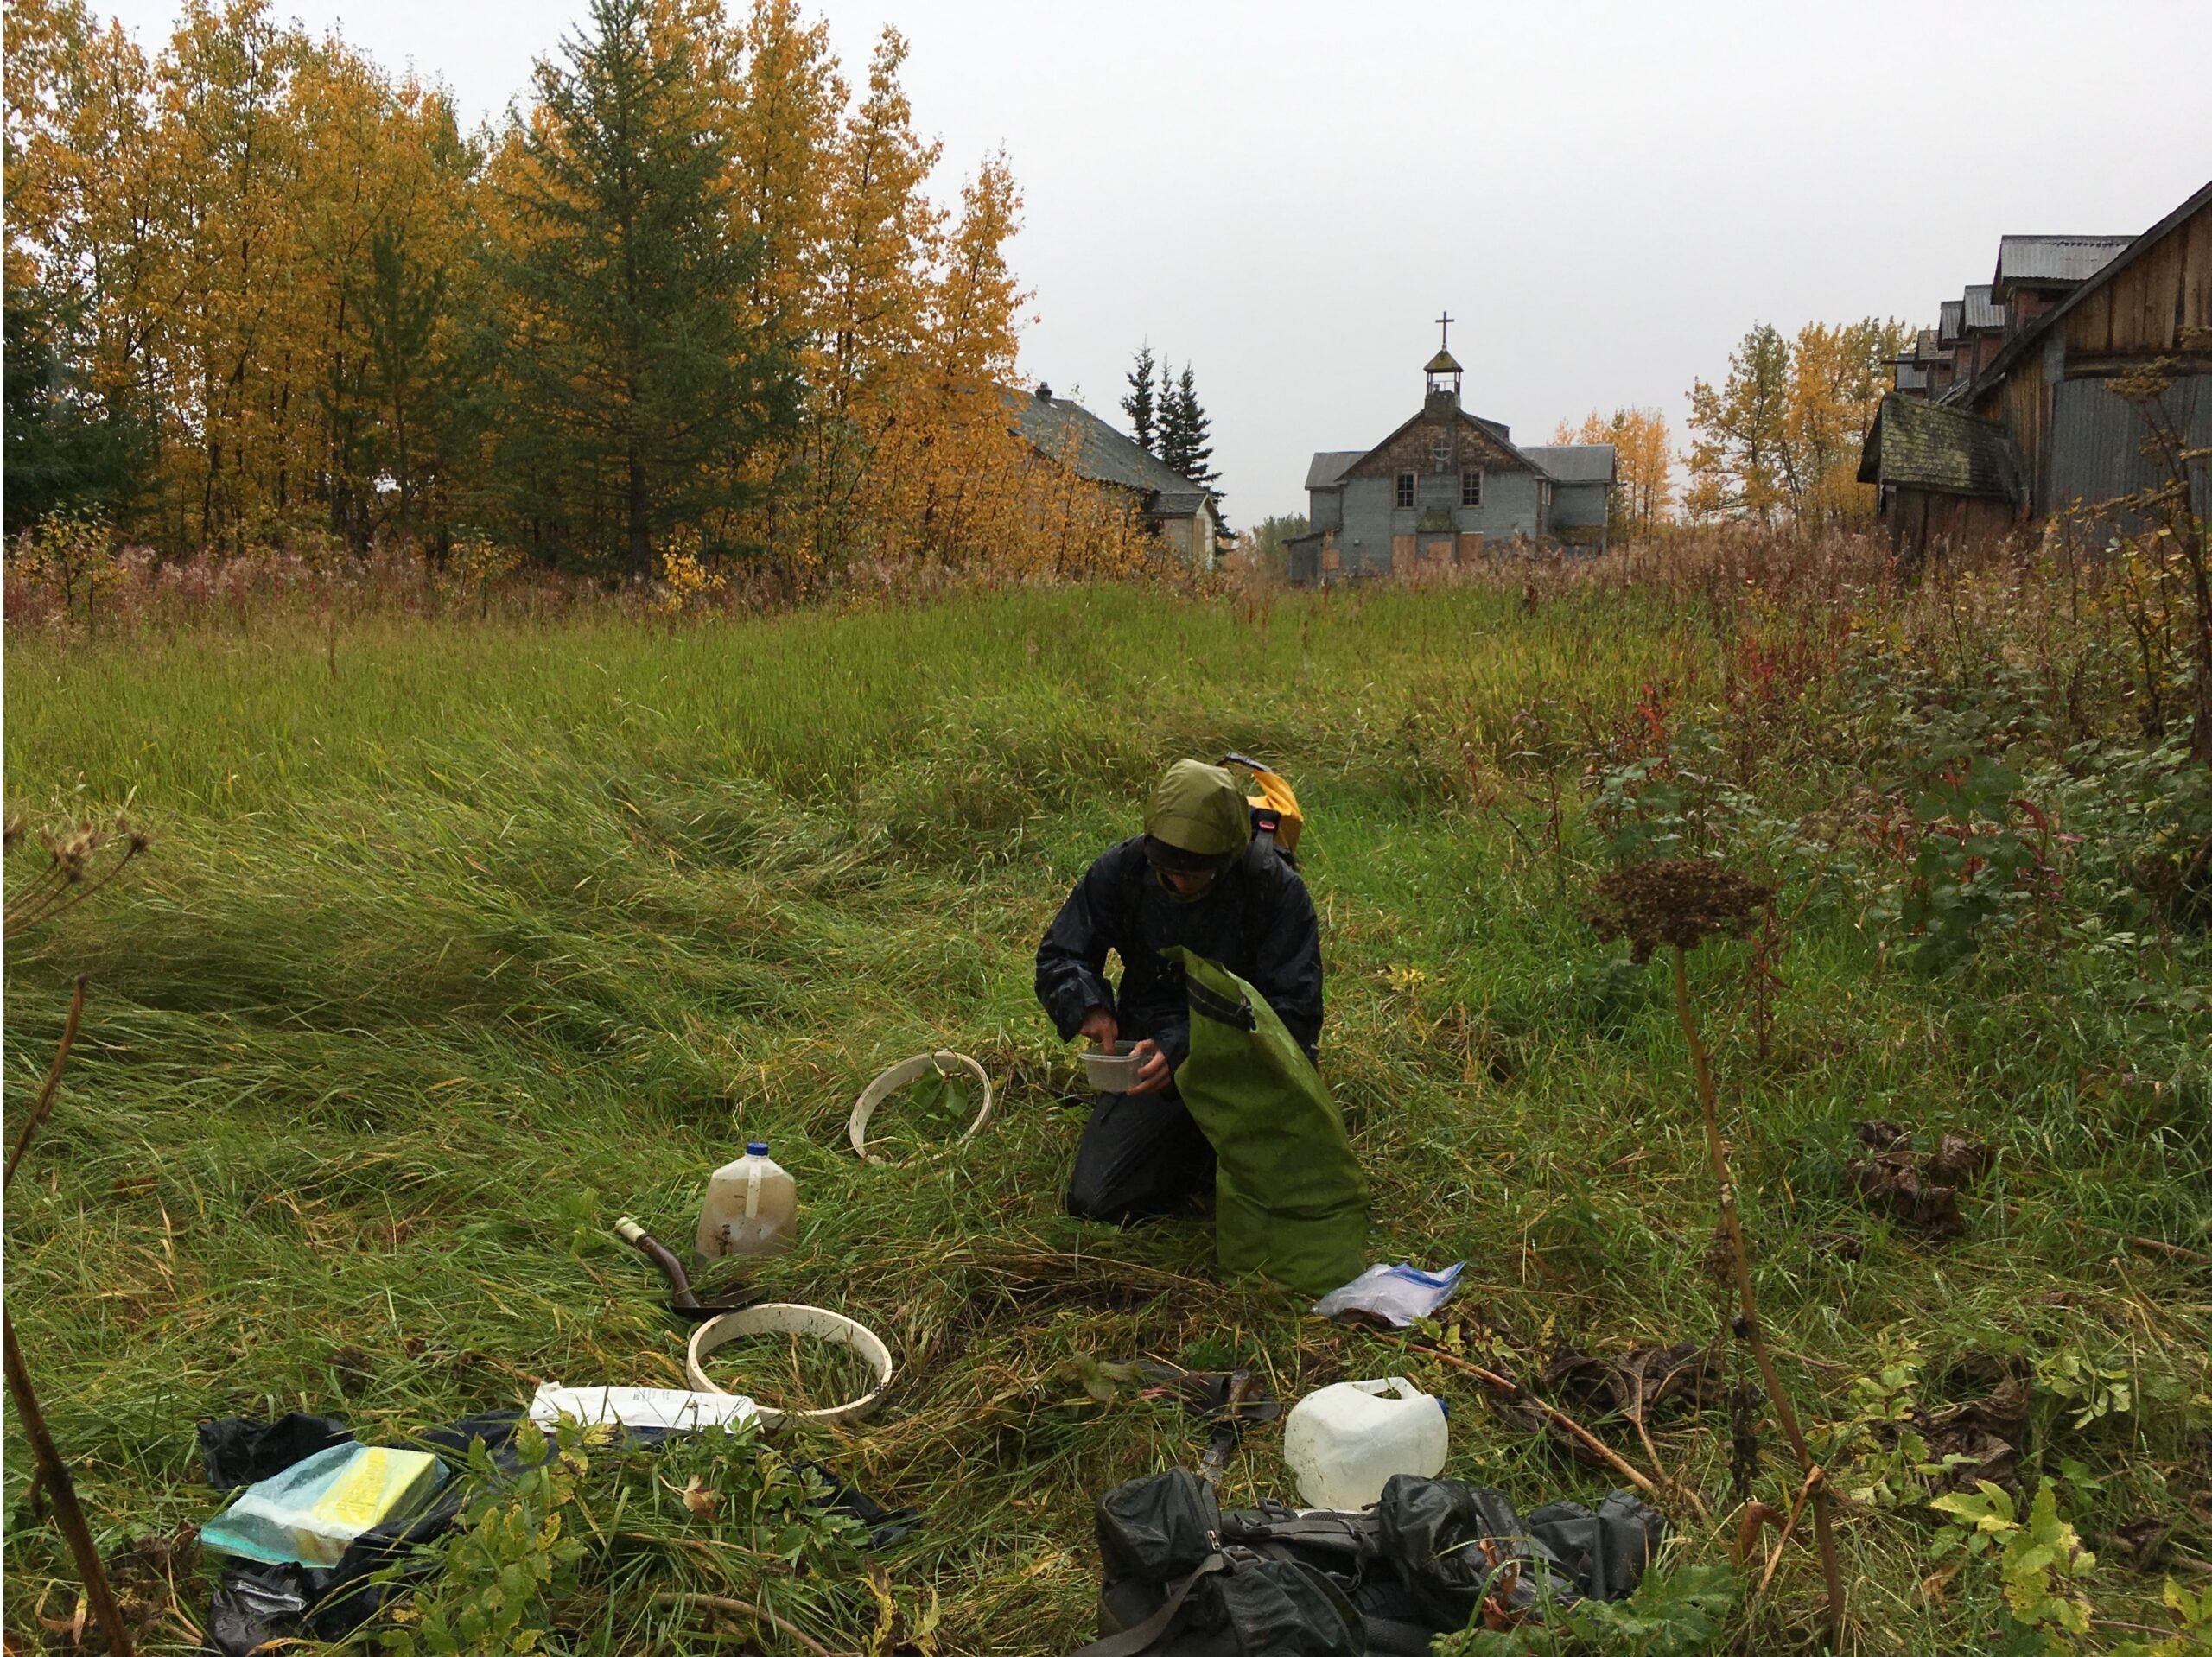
[1395,471,1415,508]
[1461,469,1482,507]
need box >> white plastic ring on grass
[685,1303,895,1429]
[846,1051,994,1166]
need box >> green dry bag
[1164,948,1368,1298]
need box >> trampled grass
[5,579,2209,1653]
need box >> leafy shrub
[1431,1561,1738,1656]
[383,1416,868,1657]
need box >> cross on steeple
[1436,311,1454,351]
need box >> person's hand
[1127,1038,1172,1095]
[1078,1006,1119,1051]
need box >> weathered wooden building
[1863,179,2212,557]
[1007,386,1223,567]
[1857,395,2025,561]
[1286,329,1615,583]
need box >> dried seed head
[1586,859,1774,962]
[41,819,102,883]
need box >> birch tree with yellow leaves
[1554,407,1674,539]
[1685,318,1910,532]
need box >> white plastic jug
[695,1141,798,1260]
[1282,1377,1448,1510]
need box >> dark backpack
[1079,1469,1662,1657]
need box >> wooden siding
[1344,410,1535,481]
[2063,200,2212,363]
[1889,489,2018,562]
[1974,194,2212,514]
[1974,355,2052,508]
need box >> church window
[1460,469,1483,507]
[1395,471,1415,508]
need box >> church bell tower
[1424,310,1462,416]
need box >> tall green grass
[5,584,2207,1653]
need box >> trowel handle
[613,1216,700,1309]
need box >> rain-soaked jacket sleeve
[1247,867,1324,1060]
[1034,855,1121,1041]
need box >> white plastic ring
[684,1303,895,1429]
[846,1051,995,1166]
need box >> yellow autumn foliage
[3,0,1166,587]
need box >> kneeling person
[1034,759,1322,1223]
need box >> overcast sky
[94,0,2212,524]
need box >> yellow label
[312,1448,398,1530]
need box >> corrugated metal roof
[1007,390,1211,503]
[1961,283,2004,332]
[1914,327,1953,364]
[1938,299,1964,345]
[1519,444,1617,483]
[1966,181,2212,414]
[1857,392,2024,502]
[1305,450,1364,490]
[1895,360,1930,391]
[1994,234,2133,286]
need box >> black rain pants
[1065,1090,1216,1225]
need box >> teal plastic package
[199,1442,445,1567]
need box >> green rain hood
[1163,947,1369,1297]
[1144,761,1252,858]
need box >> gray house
[1007,386,1222,568]
[1287,346,1616,582]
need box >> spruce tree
[486,0,798,580]
[1159,362,1218,491]
[1120,344,1158,455]
[1,284,150,538]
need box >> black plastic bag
[1089,1469,1662,1657]
[197,1411,918,1655]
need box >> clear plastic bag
[200,1442,445,1567]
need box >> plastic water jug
[696,1141,798,1260]
[1283,1377,1448,1509]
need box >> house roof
[1519,444,1617,483]
[1007,389,1213,506]
[1914,327,1953,364]
[1961,283,2004,332]
[1305,451,1365,490]
[1857,392,2024,503]
[1938,299,1964,345]
[1993,234,2134,288]
[1969,179,2212,410]
[1151,488,1213,518]
[1894,359,1930,391]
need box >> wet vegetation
[5,530,2210,1653]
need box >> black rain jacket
[1034,836,1323,1082]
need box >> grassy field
[5,574,2209,1654]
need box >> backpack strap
[1072,1553,1230,1657]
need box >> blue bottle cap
[747,1141,769,1157]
